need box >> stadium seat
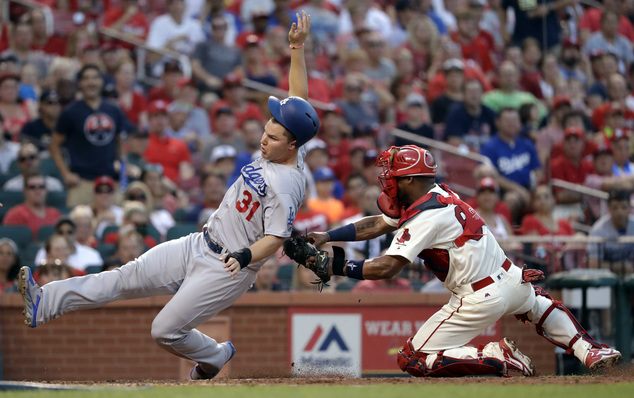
[166,224,198,241]
[37,225,56,242]
[0,191,25,209]
[46,191,68,210]
[85,265,103,274]
[39,158,63,181]
[335,280,357,292]
[94,243,116,261]
[173,208,189,223]
[146,224,161,243]
[23,242,43,268]
[0,225,33,252]
[277,264,295,288]
[101,225,120,242]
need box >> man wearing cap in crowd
[143,99,192,184]
[395,93,434,146]
[192,14,243,94]
[308,166,345,226]
[20,90,61,153]
[445,79,496,152]
[49,64,129,207]
[559,38,586,84]
[201,106,246,165]
[209,144,238,182]
[208,73,264,131]
[148,59,184,103]
[335,72,380,135]
[608,128,634,177]
[431,59,465,126]
[550,126,595,221]
[3,143,63,192]
[92,175,124,241]
[592,74,634,131]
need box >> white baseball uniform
[33,156,305,372]
[385,183,598,372]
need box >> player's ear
[288,139,297,150]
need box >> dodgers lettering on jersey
[204,157,305,270]
[384,184,507,293]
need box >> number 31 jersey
[383,183,507,293]
[204,157,305,269]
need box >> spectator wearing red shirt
[450,8,495,75]
[28,8,67,56]
[143,100,192,183]
[209,73,264,131]
[591,74,634,131]
[319,104,351,173]
[550,109,599,162]
[427,58,492,104]
[114,57,146,127]
[235,11,270,49]
[520,185,575,273]
[102,0,149,50]
[519,38,544,99]
[147,60,183,103]
[278,39,332,104]
[550,127,595,205]
[2,173,61,239]
[579,0,634,43]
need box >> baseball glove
[283,235,331,291]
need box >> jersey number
[236,190,261,221]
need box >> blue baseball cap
[313,167,336,182]
[268,96,320,147]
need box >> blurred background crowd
[1,0,634,295]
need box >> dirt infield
[31,364,633,387]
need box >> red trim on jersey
[418,297,464,351]
[420,248,450,281]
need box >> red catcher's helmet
[376,145,437,200]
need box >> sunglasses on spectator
[127,193,146,201]
[19,154,37,162]
[345,85,363,92]
[43,100,60,105]
[26,184,46,190]
[56,228,75,235]
[95,187,114,194]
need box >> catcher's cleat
[499,337,535,377]
[190,341,235,380]
[18,266,41,328]
[584,346,622,371]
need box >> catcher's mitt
[283,235,330,291]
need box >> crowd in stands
[2,0,634,295]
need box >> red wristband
[289,43,304,49]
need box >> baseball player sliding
[18,11,319,380]
[289,145,621,377]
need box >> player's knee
[151,318,178,345]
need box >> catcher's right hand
[283,235,331,291]
[307,231,329,248]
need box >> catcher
[284,145,622,377]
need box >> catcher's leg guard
[396,338,505,377]
[515,286,604,363]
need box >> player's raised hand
[307,231,329,248]
[289,10,310,47]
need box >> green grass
[2,384,634,398]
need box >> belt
[471,259,512,292]
[203,227,225,255]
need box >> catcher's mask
[376,145,437,201]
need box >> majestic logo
[396,228,411,244]
[241,164,267,197]
[83,113,116,146]
[303,325,349,352]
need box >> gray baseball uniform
[32,156,305,372]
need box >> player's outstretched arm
[308,215,397,247]
[223,235,285,279]
[287,10,310,100]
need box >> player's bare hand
[307,231,329,248]
[222,254,241,279]
[289,10,310,47]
